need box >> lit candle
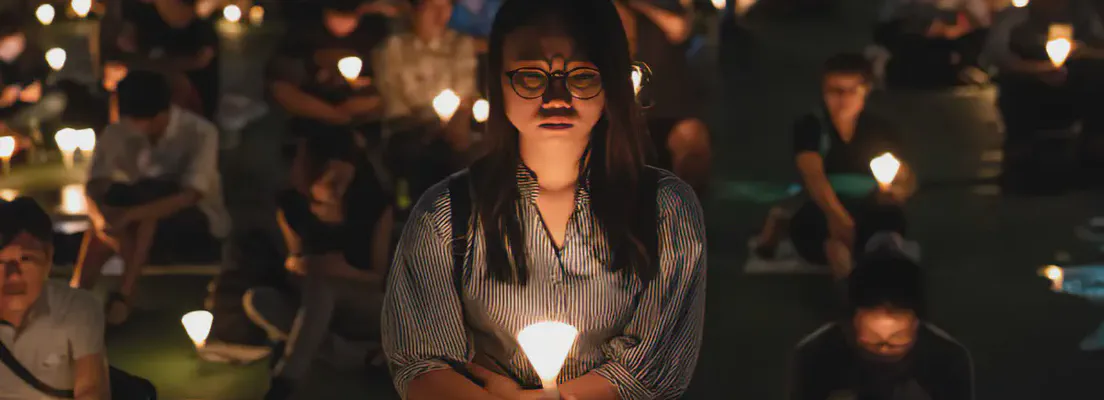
[249,5,265,25]
[45,48,67,71]
[71,0,92,18]
[0,136,15,175]
[55,128,78,169]
[0,189,17,201]
[75,128,96,153]
[1042,265,1064,291]
[36,4,56,25]
[1046,38,1072,68]
[223,5,242,23]
[711,0,726,10]
[472,99,490,123]
[517,321,579,397]
[433,89,461,123]
[181,310,214,348]
[869,152,901,191]
[59,184,87,215]
[631,67,643,96]
[1011,0,1029,7]
[337,56,363,83]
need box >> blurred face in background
[822,72,869,121]
[501,23,605,146]
[324,10,361,37]
[0,32,26,62]
[0,233,52,314]
[853,306,919,361]
[414,0,454,38]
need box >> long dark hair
[470,0,655,285]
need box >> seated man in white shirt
[875,0,993,88]
[71,70,229,326]
[0,198,109,400]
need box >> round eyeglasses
[505,67,603,100]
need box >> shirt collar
[515,148,592,206]
[0,284,52,332]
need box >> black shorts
[103,180,216,261]
[789,198,907,265]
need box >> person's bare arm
[277,209,303,256]
[408,370,498,400]
[270,82,352,125]
[152,0,196,29]
[628,0,693,44]
[73,353,110,400]
[796,152,848,221]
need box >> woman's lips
[538,120,575,130]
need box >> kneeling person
[790,253,974,400]
[0,198,109,399]
[72,71,229,326]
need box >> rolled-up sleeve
[381,185,472,398]
[593,175,707,400]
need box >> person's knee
[666,118,711,157]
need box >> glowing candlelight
[59,184,87,215]
[432,89,461,122]
[0,136,15,175]
[711,0,726,10]
[1041,265,1064,291]
[631,68,643,96]
[517,321,578,396]
[870,152,901,190]
[55,128,78,169]
[249,5,265,25]
[223,5,242,23]
[472,99,490,123]
[36,4,56,25]
[181,310,214,348]
[196,0,217,18]
[71,0,92,18]
[0,189,17,201]
[1046,38,1072,68]
[76,128,96,152]
[337,56,363,82]
[45,48,67,71]
[1011,0,1029,7]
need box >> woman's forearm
[555,372,620,400]
[276,211,303,255]
[408,370,498,400]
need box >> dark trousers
[103,180,217,264]
[790,198,907,265]
[383,130,459,206]
[875,22,987,88]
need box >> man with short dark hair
[0,198,109,400]
[72,71,228,326]
[789,253,975,400]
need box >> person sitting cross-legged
[243,129,394,400]
[789,252,975,400]
[71,71,229,326]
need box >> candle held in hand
[1046,38,1072,68]
[472,99,490,123]
[36,4,56,25]
[181,310,214,348]
[517,321,579,394]
[46,48,67,71]
[869,152,901,190]
[223,5,242,23]
[1041,265,1064,291]
[71,0,92,18]
[337,57,363,82]
[433,89,461,122]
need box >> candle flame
[517,321,578,389]
[1043,265,1063,281]
[249,5,265,25]
[181,310,214,347]
[337,57,363,81]
[711,0,726,10]
[433,89,461,122]
[0,136,15,158]
[1011,0,1029,7]
[631,68,643,96]
[472,99,490,123]
[0,189,17,201]
[55,128,79,152]
[1046,38,1072,68]
[46,48,67,71]
[71,0,92,18]
[223,5,242,23]
[59,184,87,215]
[36,4,56,25]
[869,152,901,186]
[76,129,96,152]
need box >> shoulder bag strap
[447,172,485,386]
[0,339,75,398]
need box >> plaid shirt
[373,30,478,120]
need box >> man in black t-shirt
[614,0,712,196]
[756,54,916,279]
[790,253,975,400]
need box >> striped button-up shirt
[382,165,707,399]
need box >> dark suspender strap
[447,172,484,386]
[0,340,75,398]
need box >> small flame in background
[181,310,214,348]
[59,184,87,216]
[46,48,67,71]
[1011,0,1029,8]
[71,0,92,18]
[1046,38,1072,68]
[472,99,490,123]
[869,152,901,187]
[433,89,461,122]
[223,5,242,23]
[36,4,55,25]
[337,57,363,81]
